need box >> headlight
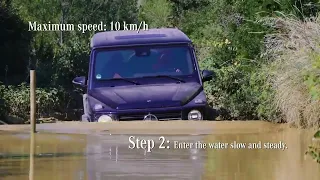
[188,110,203,120]
[98,114,117,122]
[88,96,108,111]
[94,104,103,110]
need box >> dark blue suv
[72,28,214,122]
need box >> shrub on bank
[0,83,7,120]
[262,15,320,127]
[0,84,60,123]
[0,83,83,123]
[176,0,280,120]
[138,0,320,121]
[306,130,320,163]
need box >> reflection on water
[0,133,205,180]
[85,135,205,180]
[203,128,320,180]
[0,125,319,180]
[0,132,87,180]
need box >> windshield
[93,46,195,80]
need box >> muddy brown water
[0,121,319,180]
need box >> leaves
[1,0,320,123]
[306,130,320,163]
[0,84,62,120]
[138,0,173,28]
[314,130,320,138]
[0,0,139,121]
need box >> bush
[1,83,63,123]
[262,15,320,127]
[306,130,320,163]
[181,0,278,120]
[179,0,319,121]
[0,83,7,119]
[200,55,280,120]
[138,0,174,28]
[50,35,90,89]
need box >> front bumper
[90,105,207,121]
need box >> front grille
[119,111,182,121]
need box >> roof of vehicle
[91,28,191,48]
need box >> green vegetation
[139,0,320,124]
[262,15,320,128]
[0,0,138,122]
[0,0,320,132]
[306,130,320,163]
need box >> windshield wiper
[141,75,185,83]
[102,78,140,85]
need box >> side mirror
[72,76,86,87]
[202,70,215,82]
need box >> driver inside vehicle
[152,50,184,74]
[102,52,126,78]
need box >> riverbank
[0,120,290,135]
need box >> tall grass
[263,14,320,128]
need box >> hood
[89,82,203,110]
